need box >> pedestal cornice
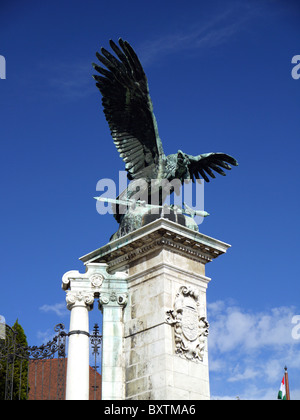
[80,218,231,269]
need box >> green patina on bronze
[93,39,238,239]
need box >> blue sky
[1,0,300,400]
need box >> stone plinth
[80,218,230,400]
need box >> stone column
[99,289,128,400]
[62,262,128,400]
[62,263,105,400]
[65,290,94,400]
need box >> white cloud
[36,328,57,345]
[39,302,67,317]
[207,300,300,399]
[49,62,94,100]
[228,367,259,383]
[34,59,95,101]
[139,4,259,66]
[208,302,297,354]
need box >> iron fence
[0,323,102,400]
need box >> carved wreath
[166,286,209,363]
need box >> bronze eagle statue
[92,39,238,238]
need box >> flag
[278,376,286,400]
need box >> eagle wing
[188,153,238,182]
[93,39,163,180]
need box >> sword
[94,197,210,218]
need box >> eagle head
[176,150,190,180]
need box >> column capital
[99,291,128,308]
[62,262,128,311]
[66,290,95,310]
[62,262,108,292]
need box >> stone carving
[90,274,104,288]
[99,291,128,307]
[166,286,209,362]
[66,291,95,310]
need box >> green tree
[0,333,6,399]
[12,320,29,400]
[0,320,29,400]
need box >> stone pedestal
[80,218,230,400]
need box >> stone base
[124,248,210,399]
[80,218,231,400]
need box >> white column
[65,291,94,400]
[61,263,127,400]
[100,291,127,400]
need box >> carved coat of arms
[166,286,209,362]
